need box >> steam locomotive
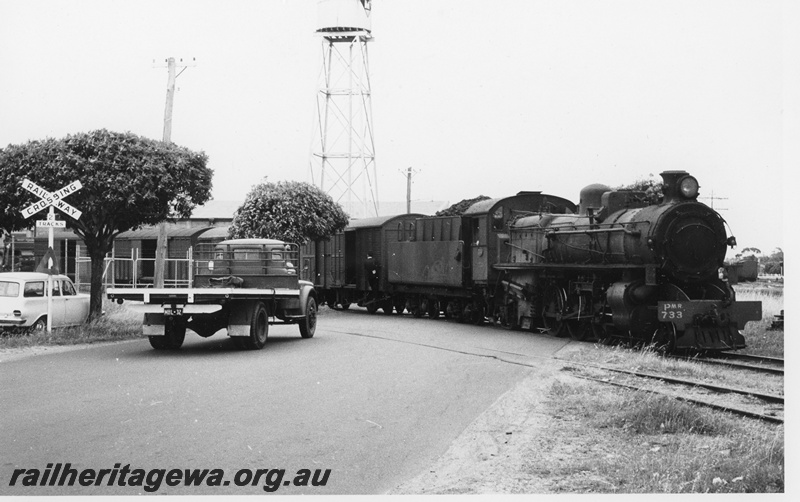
[301,171,761,351]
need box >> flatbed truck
[107,238,317,350]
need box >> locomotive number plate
[658,302,685,321]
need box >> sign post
[19,179,83,333]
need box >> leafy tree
[617,174,663,205]
[435,195,492,217]
[762,247,783,275]
[735,247,761,262]
[228,180,348,244]
[0,129,212,319]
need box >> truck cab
[194,239,299,289]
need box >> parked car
[0,272,90,332]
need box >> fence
[75,247,193,292]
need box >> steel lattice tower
[310,0,378,218]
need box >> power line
[700,190,727,211]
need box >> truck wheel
[299,296,317,338]
[241,302,269,350]
[149,317,186,350]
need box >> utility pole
[399,167,419,214]
[700,190,728,211]
[153,57,195,288]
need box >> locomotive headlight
[679,176,699,199]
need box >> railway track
[668,352,784,375]
[561,362,784,424]
[330,323,784,424]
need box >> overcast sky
[1,0,794,255]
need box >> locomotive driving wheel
[652,322,677,352]
[565,294,592,341]
[566,319,592,341]
[541,285,568,337]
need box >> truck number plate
[164,306,183,316]
[658,302,685,321]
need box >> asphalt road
[1,308,571,495]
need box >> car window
[23,281,45,297]
[51,280,61,296]
[0,281,20,297]
[61,280,76,296]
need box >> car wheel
[28,317,47,333]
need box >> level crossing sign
[19,177,83,263]
[20,179,83,220]
[18,178,83,333]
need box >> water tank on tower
[310,0,378,218]
[317,0,372,32]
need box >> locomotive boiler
[497,171,761,350]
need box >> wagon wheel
[428,299,440,319]
[415,299,429,318]
[464,302,486,326]
[541,285,568,337]
[393,298,406,314]
[382,299,395,315]
[442,301,453,319]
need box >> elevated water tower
[310,0,378,218]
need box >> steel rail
[717,352,784,364]
[668,354,783,375]
[570,373,783,424]
[599,366,784,404]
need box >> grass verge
[0,301,142,350]
[538,378,784,493]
